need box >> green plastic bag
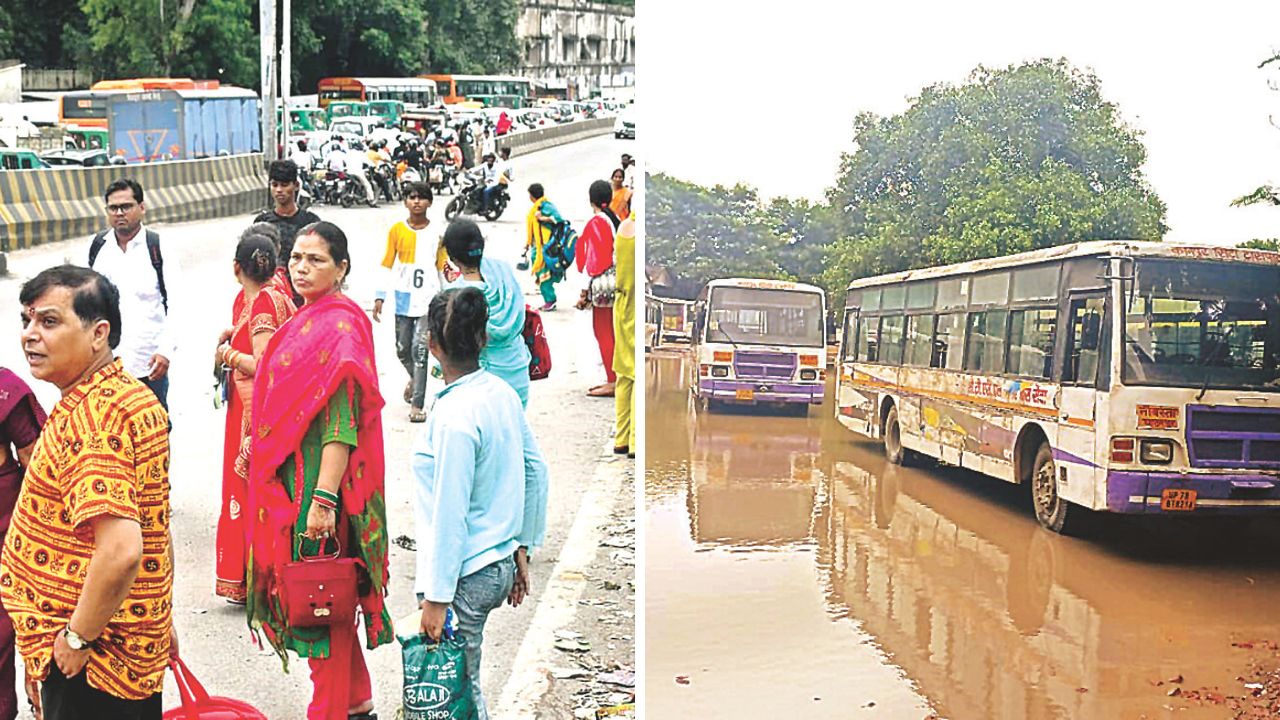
[399,610,476,720]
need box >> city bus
[834,240,1280,533]
[420,74,534,108]
[59,79,239,130]
[316,77,438,109]
[689,278,827,413]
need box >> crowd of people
[0,137,636,719]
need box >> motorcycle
[371,163,400,204]
[428,160,456,196]
[444,174,509,222]
[317,171,365,208]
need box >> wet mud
[645,353,1280,719]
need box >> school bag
[541,221,577,274]
[89,229,169,313]
[523,304,552,380]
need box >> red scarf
[245,293,389,645]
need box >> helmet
[351,140,364,150]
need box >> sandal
[408,409,427,423]
[403,381,413,404]
[613,445,629,455]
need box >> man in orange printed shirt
[0,265,175,720]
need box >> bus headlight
[711,366,730,378]
[1140,439,1174,465]
[800,369,818,381]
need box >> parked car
[40,148,114,167]
[0,148,50,170]
[614,107,635,139]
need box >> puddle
[645,353,1280,719]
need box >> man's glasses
[106,203,137,214]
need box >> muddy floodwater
[645,352,1280,719]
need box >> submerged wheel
[883,405,905,465]
[1031,442,1079,534]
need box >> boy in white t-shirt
[373,181,441,421]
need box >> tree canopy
[647,58,1168,306]
[826,58,1166,283]
[0,0,524,94]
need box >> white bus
[690,278,827,413]
[834,241,1280,533]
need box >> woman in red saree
[215,224,296,603]
[245,221,392,720]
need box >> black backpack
[88,229,168,314]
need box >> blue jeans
[140,374,169,412]
[395,314,431,408]
[419,556,516,720]
[481,185,500,211]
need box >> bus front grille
[733,351,796,380]
[1187,405,1280,469]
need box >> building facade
[517,1,635,100]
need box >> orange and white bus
[316,77,438,109]
[420,75,533,108]
[59,78,224,128]
[835,241,1280,533]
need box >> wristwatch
[63,627,94,651]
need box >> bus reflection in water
[687,401,823,546]
[834,241,1280,533]
[818,446,1280,719]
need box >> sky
[640,1,1280,245]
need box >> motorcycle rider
[345,139,378,206]
[367,140,396,201]
[473,152,504,214]
[290,139,313,175]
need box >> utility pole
[280,0,291,159]
[259,0,278,161]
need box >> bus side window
[857,315,879,362]
[841,311,858,361]
[1064,297,1106,386]
[933,312,965,370]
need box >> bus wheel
[883,405,906,465]
[1031,442,1076,534]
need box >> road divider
[0,154,265,251]
[503,117,617,157]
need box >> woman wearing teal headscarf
[442,218,532,406]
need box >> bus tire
[1031,442,1077,534]
[883,405,906,465]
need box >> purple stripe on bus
[1051,447,1100,469]
[1106,470,1280,514]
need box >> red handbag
[278,538,358,628]
[163,656,268,720]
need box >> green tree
[827,58,1167,284]
[291,0,429,94]
[1239,238,1280,251]
[0,0,86,69]
[647,173,793,295]
[76,0,257,87]
[422,0,521,75]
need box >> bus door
[1059,292,1109,503]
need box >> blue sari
[447,256,532,406]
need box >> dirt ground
[534,458,636,719]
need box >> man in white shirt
[345,141,377,205]
[621,153,635,190]
[88,178,181,411]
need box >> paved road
[0,133,633,718]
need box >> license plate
[1161,488,1197,512]
[735,389,754,401]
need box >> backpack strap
[88,230,109,267]
[145,230,168,314]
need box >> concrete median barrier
[0,153,265,251]
[501,117,616,157]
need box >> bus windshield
[707,287,824,348]
[1124,259,1280,389]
